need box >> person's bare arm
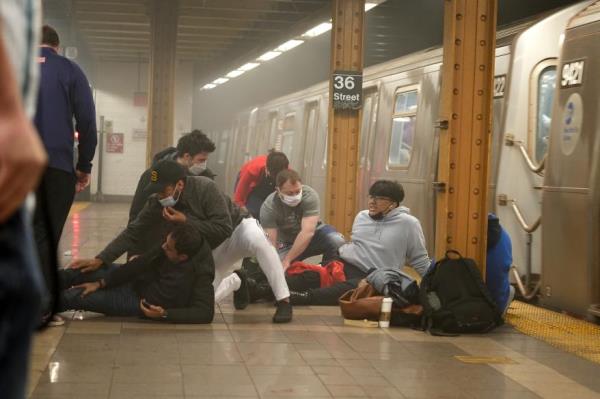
[281,215,319,269]
[0,25,47,222]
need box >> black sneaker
[272,300,293,323]
[233,269,250,310]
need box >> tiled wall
[89,61,193,197]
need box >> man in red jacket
[233,151,288,218]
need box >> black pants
[33,167,76,313]
[287,261,368,306]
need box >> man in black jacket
[59,224,213,321]
[129,129,216,224]
[68,161,231,322]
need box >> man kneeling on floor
[59,224,214,322]
[253,180,432,306]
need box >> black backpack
[419,250,503,336]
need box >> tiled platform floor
[27,203,600,399]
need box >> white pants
[213,218,290,303]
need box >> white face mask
[189,161,207,176]
[279,189,302,207]
[159,188,181,208]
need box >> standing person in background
[33,25,98,325]
[129,129,216,224]
[0,1,48,396]
[233,150,289,218]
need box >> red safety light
[74,131,79,140]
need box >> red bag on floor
[286,260,346,288]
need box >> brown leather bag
[338,279,384,321]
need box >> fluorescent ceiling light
[302,22,332,38]
[257,51,282,61]
[213,77,229,84]
[239,62,260,71]
[202,83,216,90]
[226,70,245,78]
[365,2,378,11]
[276,39,304,52]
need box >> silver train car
[207,1,599,319]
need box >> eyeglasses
[368,195,392,202]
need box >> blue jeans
[59,266,142,317]
[0,208,43,399]
[278,224,345,265]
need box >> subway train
[205,0,599,320]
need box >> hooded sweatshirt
[339,207,431,276]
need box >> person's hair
[169,224,203,259]
[42,25,60,47]
[276,169,301,188]
[369,180,405,204]
[176,130,216,157]
[266,151,289,177]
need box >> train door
[357,87,379,211]
[495,2,589,283]
[301,101,319,186]
[267,112,279,150]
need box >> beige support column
[435,0,497,276]
[146,0,178,166]
[326,0,365,238]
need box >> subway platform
[27,203,600,399]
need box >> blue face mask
[159,188,181,208]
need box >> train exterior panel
[542,2,600,317]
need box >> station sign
[332,71,362,110]
[106,133,124,153]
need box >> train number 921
[561,60,585,88]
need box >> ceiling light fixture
[257,51,282,61]
[213,77,229,84]
[302,22,332,38]
[365,2,378,11]
[276,39,304,52]
[202,83,216,90]
[239,62,260,71]
[226,70,245,78]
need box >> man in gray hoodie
[287,180,431,305]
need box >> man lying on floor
[59,224,215,322]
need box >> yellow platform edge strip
[506,300,600,364]
[68,201,91,216]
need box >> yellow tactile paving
[67,201,90,216]
[506,300,600,364]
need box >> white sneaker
[48,314,65,327]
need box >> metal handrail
[510,200,541,233]
[511,266,541,301]
[505,134,546,176]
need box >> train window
[217,131,229,164]
[535,66,556,163]
[389,88,418,168]
[267,113,278,149]
[360,95,373,164]
[280,114,295,156]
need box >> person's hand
[75,170,91,193]
[140,299,166,319]
[282,258,291,270]
[71,281,101,297]
[162,207,186,223]
[68,258,103,273]
[0,109,47,222]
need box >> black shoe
[233,269,250,310]
[289,291,312,306]
[248,278,275,302]
[272,300,293,323]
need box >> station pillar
[435,0,498,275]
[326,0,365,238]
[146,0,178,166]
